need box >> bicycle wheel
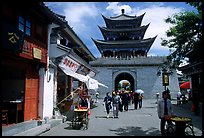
[184,125,195,136]
[166,125,176,136]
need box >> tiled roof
[40,2,96,61]
[98,23,149,32]
[108,13,146,21]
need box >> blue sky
[45,2,197,58]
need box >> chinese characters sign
[1,21,24,52]
[8,32,20,44]
[59,56,80,72]
[33,48,42,60]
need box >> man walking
[112,92,121,118]
[157,90,173,136]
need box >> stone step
[2,120,43,136]
[13,124,51,136]
[2,118,64,136]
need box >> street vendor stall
[170,116,194,136]
[71,94,91,130]
[71,107,89,130]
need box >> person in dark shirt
[133,92,139,109]
[79,96,88,108]
[123,91,130,111]
[103,92,112,118]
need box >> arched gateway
[114,72,135,92]
[90,9,179,98]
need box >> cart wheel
[184,125,195,136]
[166,125,175,136]
[85,118,89,130]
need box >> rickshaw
[165,115,195,136]
[71,107,89,130]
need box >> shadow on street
[109,126,160,136]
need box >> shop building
[1,2,52,123]
[37,3,97,120]
[179,44,202,115]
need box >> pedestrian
[112,91,121,118]
[138,93,143,108]
[119,91,123,112]
[133,91,139,109]
[79,96,88,108]
[177,91,182,105]
[156,92,159,104]
[123,91,130,111]
[103,92,112,118]
[95,92,99,103]
[157,90,173,136]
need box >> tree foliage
[161,2,202,67]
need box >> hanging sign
[33,48,42,60]
[162,72,169,86]
[1,21,24,52]
[59,56,80,72]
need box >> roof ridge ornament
[121,9,125,14]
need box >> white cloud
[62,3,99,31]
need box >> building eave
[93,35,157,45]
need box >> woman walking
[103,92,112,118]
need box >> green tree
[161,2,202,67]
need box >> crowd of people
[103,90,144,119]
[100,88,200,136]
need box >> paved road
[39,99,202,136]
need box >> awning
[98,82,108,88]
[59,66,88,83]
[59,66,108,90]
[180,81,190,89]
[86,75,108,90]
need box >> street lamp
[162,69,169,91]
[157,62,173,91]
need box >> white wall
[38,68,54,119]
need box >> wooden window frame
[18,16,31,36]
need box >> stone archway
[115,72,134,92]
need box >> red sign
[59,56,80,72]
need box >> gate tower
[90,9,179,98]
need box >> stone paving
[39,99,202,136]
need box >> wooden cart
[71,108,89,130]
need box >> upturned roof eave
[108,12,146,21]
[98,23,149,32]
[102,13,145,28]
[91,37,103,54]
[93,35,157,45]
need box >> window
[18,16,31,36]
[60,38,68,47]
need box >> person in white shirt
[157,90,173,136]
[177,91,182,105]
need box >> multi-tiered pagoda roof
[92,9,157,58]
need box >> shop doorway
[2,65,25,124]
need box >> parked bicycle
[165,115,195,136]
